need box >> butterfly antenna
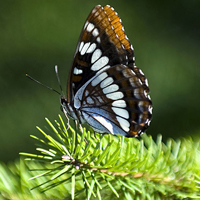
[55,65,65,96]
[26,74,61,95]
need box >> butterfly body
[62,5,152,137]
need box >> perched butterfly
[61,5,152,137]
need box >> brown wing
[67,5,135,104]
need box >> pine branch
[1,115,200,199]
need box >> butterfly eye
[62,5,152,137]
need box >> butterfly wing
[67,5,135,103]
[73,64,152,137]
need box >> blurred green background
[0,0,200,163]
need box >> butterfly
[61,5,152,137]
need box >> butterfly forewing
[64,5,152,137]
[67,5,135,103]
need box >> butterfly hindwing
[73,64,152,137]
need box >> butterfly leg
[93,132,99,140]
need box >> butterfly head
[60,96,85,124]
[60,97,75,120]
